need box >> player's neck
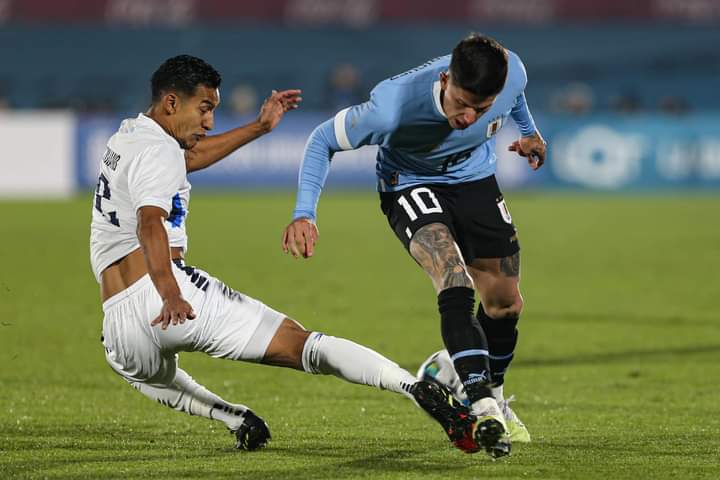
[145,108,181,146]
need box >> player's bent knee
[485,297,523,320]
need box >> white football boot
[498,395,531,443]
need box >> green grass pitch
[1,192,719,479]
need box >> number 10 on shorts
[397,187,443,221]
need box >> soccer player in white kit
[91,55,473,451]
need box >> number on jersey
[95,173,119,227]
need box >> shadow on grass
[532,311,715,327]
[250,449,476,479]
[516,344,720,368]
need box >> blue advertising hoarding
[76,113,720,192]
[76,113,378,191]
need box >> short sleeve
[127,143,186,214]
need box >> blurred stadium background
[1,1,719,479]
[2,0,720,195]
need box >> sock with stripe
[130,368,249,431]
[301,332,416,400]
[438,287,493,403]
[477,303,519,387]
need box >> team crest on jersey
[486,117,503,139]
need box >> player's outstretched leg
[301,332,492,453]
[264,318,479,452]
[130,367,271,451]
[299,331,416,398]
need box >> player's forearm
[185,121,269,173]
[138,219,180,300]
[510,93,537,137]
[292,120,338,221]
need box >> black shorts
[379,175,519,261]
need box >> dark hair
[151,55,222,102]
[449,34,508,98]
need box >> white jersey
[90,114,191,282]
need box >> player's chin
[183,135,202,150]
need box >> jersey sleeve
[510,92,537,137]
[127,143,186,215]
[292,119,337,221]
[334,83,399,150]
[292,84,399,221]
[508,54,537,137]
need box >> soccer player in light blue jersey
[282,34,547,458]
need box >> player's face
[440,72,496,130]
[175,85,220,149]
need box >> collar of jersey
[136,113,177,143]
[432,81,447,119]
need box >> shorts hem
[237,306,286,362]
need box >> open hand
[151,294,196,330]
[508,131,547,170]
[282,218,319,259]
[257,89,302,133]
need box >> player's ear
[163,93,179,115]
[440,71,449,89]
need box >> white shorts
[101,260,285,386]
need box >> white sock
[301,332,416,400]
[492,384,505,403]
[130,368,248,430]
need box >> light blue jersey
[293,51,536,221]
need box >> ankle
[491,384,505,403]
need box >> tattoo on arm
[500,252,520,277]
[409,223,473,291]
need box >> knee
[484,296,523,321]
